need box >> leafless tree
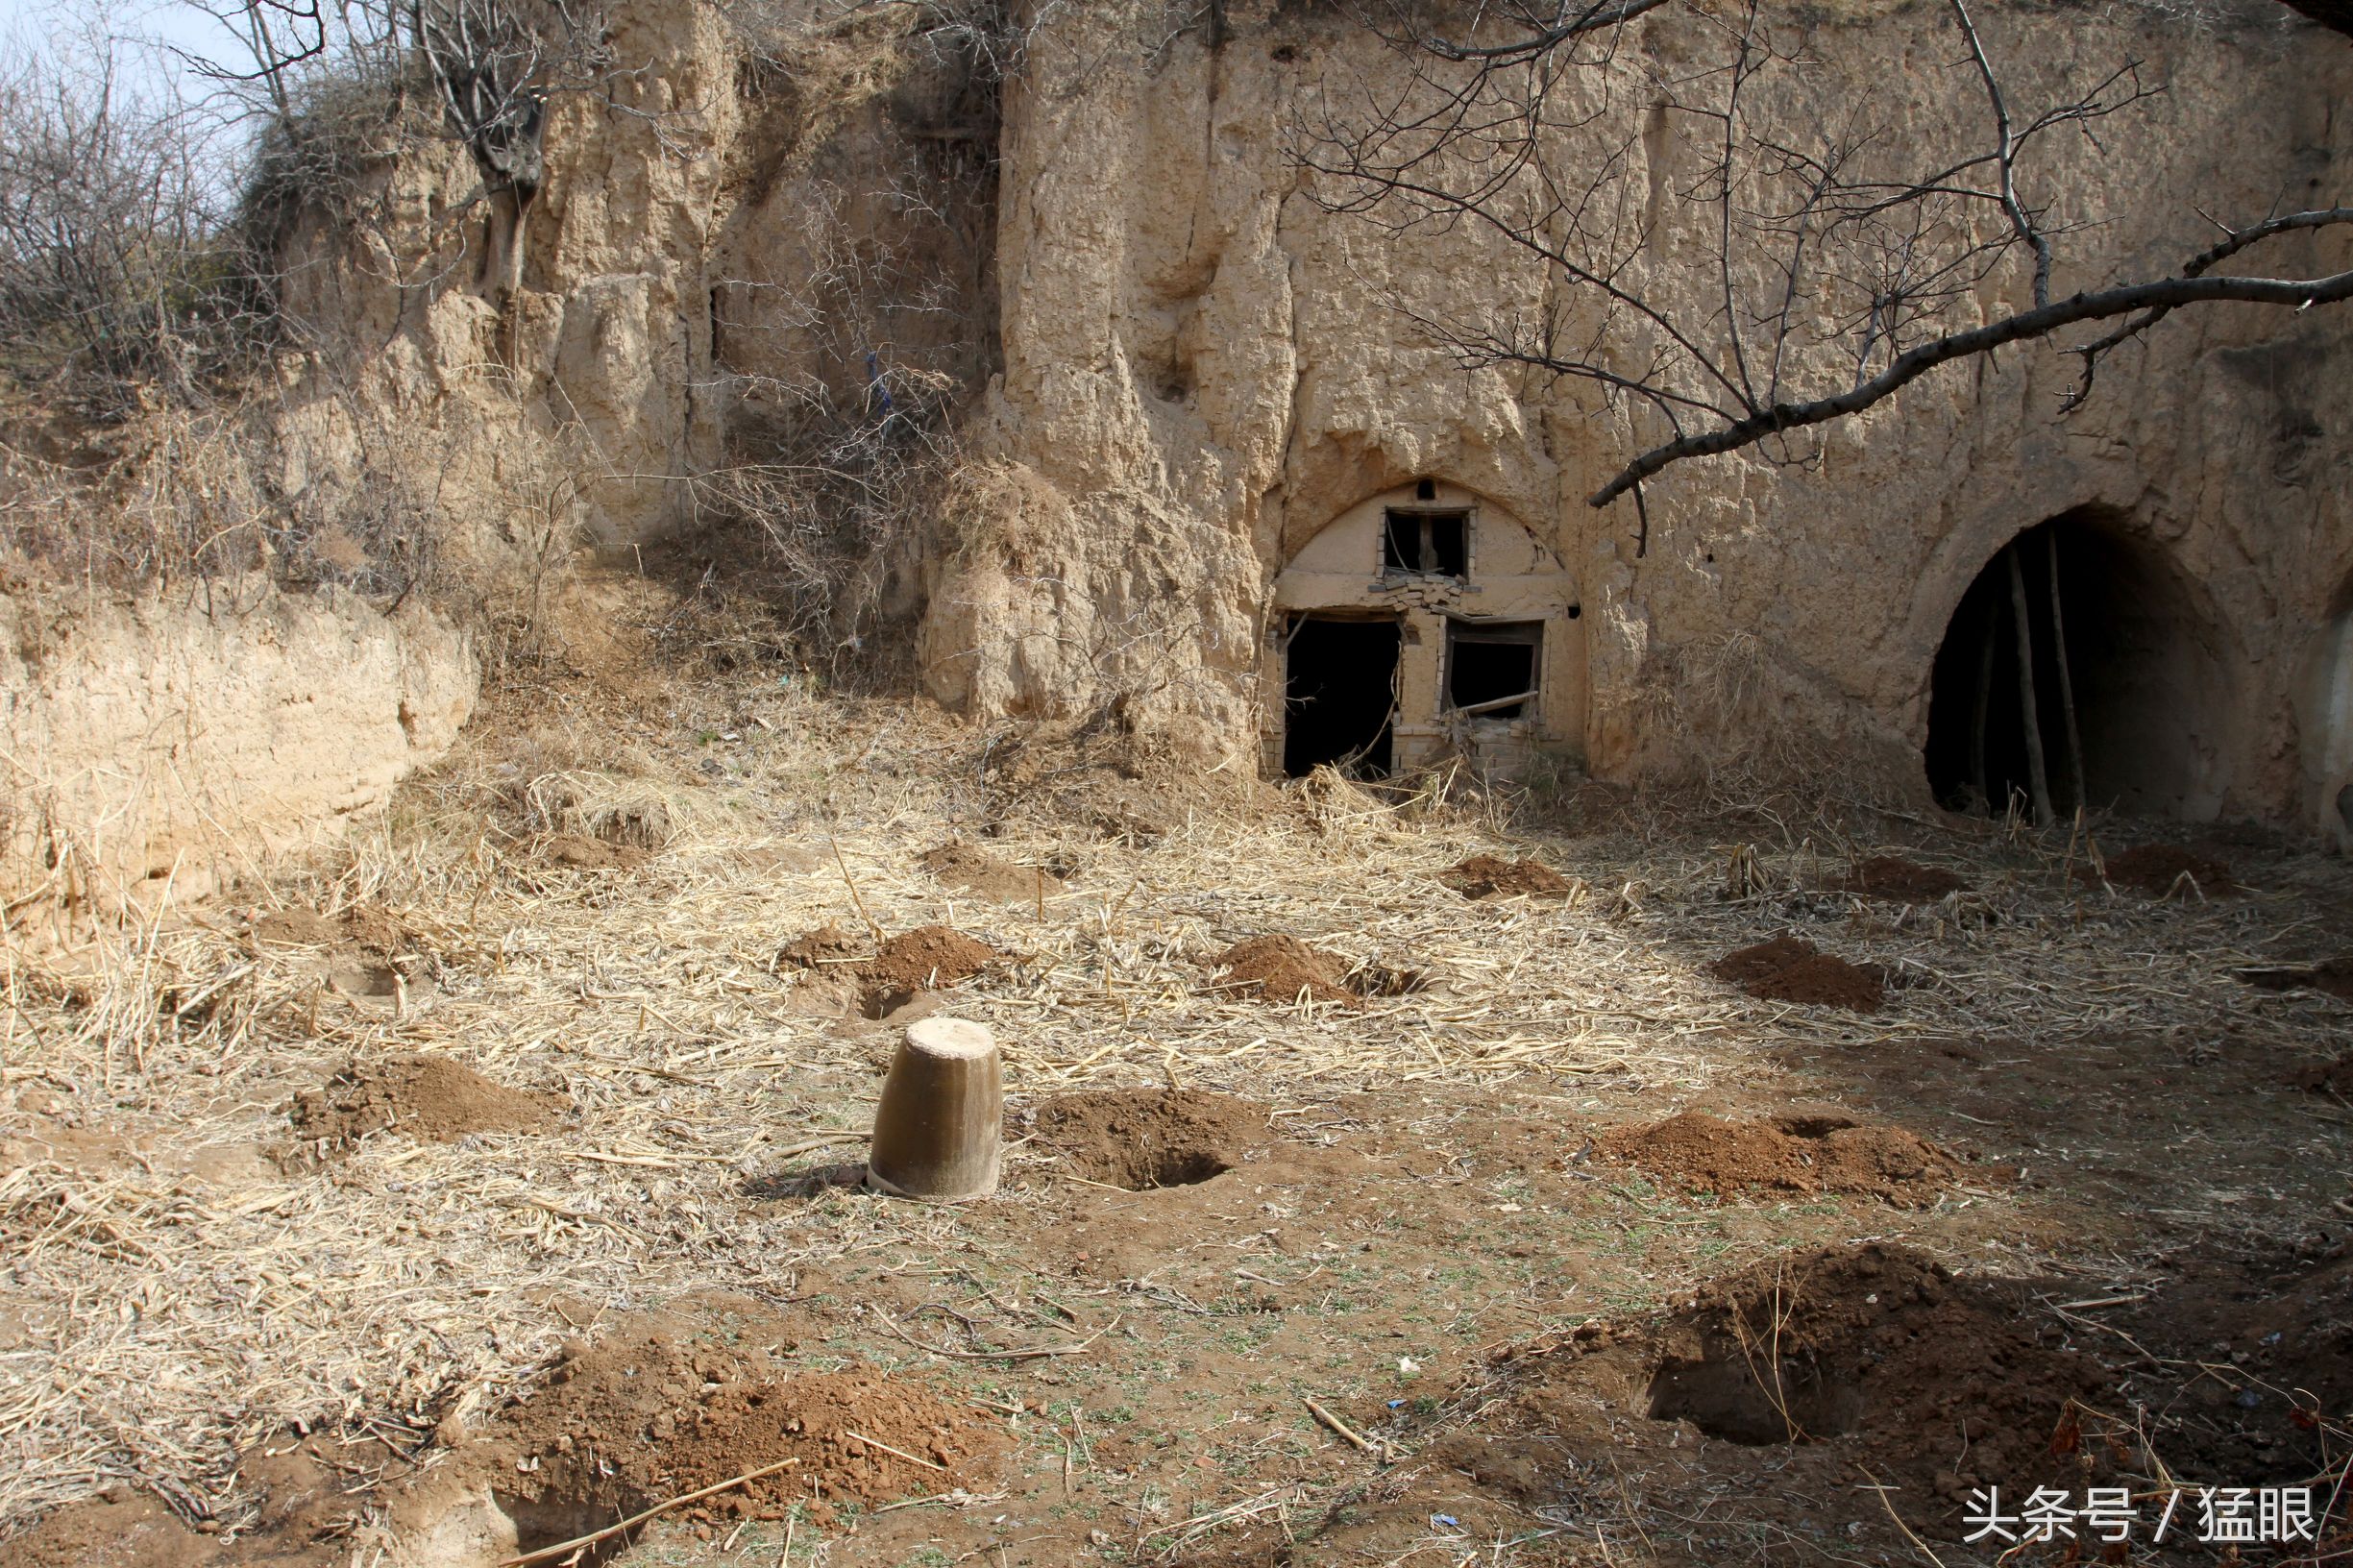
[0,44,257,406]
[193,0,616,314]
[411,0,613,304]
[1297,0,2353,539]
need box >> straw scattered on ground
[4,674,2351,1563]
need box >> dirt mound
[1210,934,1360,1005]
[1426,1243,2105,1553]
[250,906,337,946]
[2239,952,2353,1003]
[541,832,650,870]
[1443,854,1577,899]
[776,921,863,970]
[335,904,413,955]
[287,1056,560,1150]
[860,925,997,993]
[778,924,1000,1018]
[8,1426,414,1568]
[1597,1111,1962,1207]
[1709,935,1883,1012]
[249,903,416,953]
[2087,844,2237,896]
[1709,934,1813,987]
[1832,855,1965,901]
[1028,1090,1271,1189]
[9,1489,222,1568]
[920,842,1065,905]
[496,1321,1004,1535]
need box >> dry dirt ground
[5,643,2352,1567]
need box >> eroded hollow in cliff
[1925,510,2227,819]
[1284,614,1400,777]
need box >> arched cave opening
[1924,511,2225,821]
[1284,614,1400,778]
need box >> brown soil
[1638,1242,2098,1491]
[496,1317,1004,1531]
[2239,951,2353,1002]
[11,1490,222,1568]
[1596,1110,1964,1207]
[776,921,863,970]
[1458,1242,2101,1516]
[542,832,650,870]
[248,903,414,953]
[919,842,1065,904]
[1027,1089,1272,1189]
[1709,935,1884,1012]
[858,925,997,995]
[1832,854,1965,901]
[1210,934,1360,1006]
[1442,854,1577,899]
[2293,1055,2353,1096]
[9,1429,414,1568]
[287,1056,561,1149]
[10,1301,1005,1564]
[1708,933,1814,987]
[335,904,412,955]
[249,906,337,945]
[2088,843,2238,895]
[2103,1240,2353,1483]
[778,924,1000,1018]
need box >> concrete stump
[865,1017,1002,1200]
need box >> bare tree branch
[1594,253,2353,505]
[1298,0,2353,534]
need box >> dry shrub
[0,44,276,415]
[520,771,737,850]
[0,378,601,681]
[683,0,1018,675]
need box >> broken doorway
[1924,511,2226,821]
[1284,615,1401,777]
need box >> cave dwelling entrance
[1270,479,1583,782]
[1924,508,2227,821]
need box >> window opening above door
[1383,509,1469,578]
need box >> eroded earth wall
[1,581,477,931]
[271,0,2353,827]
[929,0,2353,825]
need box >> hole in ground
[1130,1148,1230,1188]
[1773,1115,1859,1139]
[331,961,402,998]
[1646,1350,1864,1444]
[1028,1089,1269,1191]
[492,1493,642,1566]
[859,983,930,1020]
